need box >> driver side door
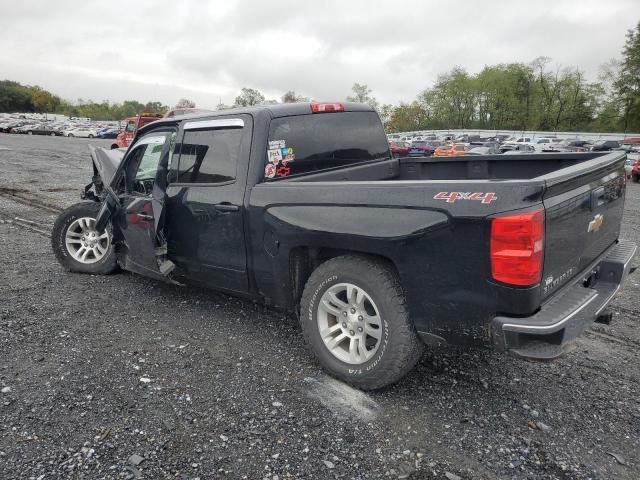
[114,130,175,280]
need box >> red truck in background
[110,113,162,149]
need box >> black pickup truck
[51,102,637,389]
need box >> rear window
[265,112,389,179]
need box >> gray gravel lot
[1,134,639,480]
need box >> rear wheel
[50,132,56,136]
[67,133,74,137]
[633,173,639,183]
[27,131,33,135]
[88,134,94,138]
[51,202,117,274]
[300,255,423,390]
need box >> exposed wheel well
[289,247,398,313]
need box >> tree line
[1,20,638,132]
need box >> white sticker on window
[269,140,285,149]
[268,148,283,165]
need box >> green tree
[347,83,378,109]
[281,90,309,103]
[31,88,60,113]
[234,88,265,107]
[614,21,640,131]
[175,98,196,109]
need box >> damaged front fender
[83,145,125,201]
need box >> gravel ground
[0,134,639,480]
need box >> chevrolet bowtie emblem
[588,214,604,233]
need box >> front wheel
[88,134,94,138]
[67,133,74,137]
[300,255,423,390]
[51,202,117,274]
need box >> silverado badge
[587,214,604,233]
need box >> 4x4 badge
[588,214,604,233]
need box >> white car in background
[64,127,98,138]
[529,137,558,152]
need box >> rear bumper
[491,240,637,360]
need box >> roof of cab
[137,102,376,135]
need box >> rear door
[164,116,252,293]
[541,152,626,298]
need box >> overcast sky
[1,0,638,108]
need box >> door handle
[213,203,239,212]
[137,213,153,220]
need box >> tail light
[312,103,344,113]
[490,210,544,286]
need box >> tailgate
[541,152,626,299]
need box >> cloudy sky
[1,0,638,108]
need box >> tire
[50,132,56,136]
[633,174,639,183]
[300,255,423,390]
[110,144,119,150]
[88,134,94,138]
[51,202,117,275]
[27,131,32,135]
[67,133,74,137]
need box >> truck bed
[287,152,619,183]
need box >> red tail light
[490,210,544,286]
[311,103,344,113]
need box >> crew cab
[51,102,637,390]
[110,113,162,149]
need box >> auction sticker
[269,140,286,149]
[268,148,283,165]
[265,164,276,178]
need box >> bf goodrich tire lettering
[300,255,423,390]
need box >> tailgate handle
[590,187,605,210]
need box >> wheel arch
[289,246,399,314]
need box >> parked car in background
[501,144,536,154]
[466,143,502,155]
[97,128,120,139]
[553,139,593,152]
[529,137,557,151]
[407,141,437,157]
[22,124,63,136]
[64,127,98,138]
[434,143,470,157]
[10,124,38,134]
[1,120,28,133]
[631,159,640,182]
[504,136,532,145]
[389,141,410,158]
[591,140,620,151]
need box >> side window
[134,137,166,181]
[175,127,242,183]
[123,132,171,195]
[125,121,136,133]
